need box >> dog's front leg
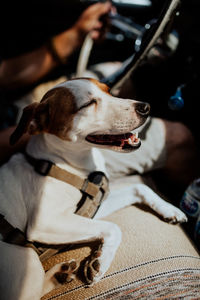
[133,183,187,223]
[95,183,187,223]
[27,215,121,293]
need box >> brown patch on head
[70,77,110,94]
[87,78,110,94]
[10,87,77,145]
[39,87,77,140]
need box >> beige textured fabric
[41,205,200,300]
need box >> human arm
[0,2,112,91]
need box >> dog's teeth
[128,138,133,145]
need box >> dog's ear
[10,102,40,145]
[10,100,51,145]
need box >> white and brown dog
[0,78,187,300]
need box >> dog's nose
[135,102,150,116]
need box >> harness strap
[49,165,100,198]
[0,214,26,246]
[24,152,100,198]
[19,152,108,262]
[0,153,109,263]
[0,214,62,260]
[0,212,67,260]
[0,214,41,255]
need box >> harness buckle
[76,171,109,218]
[88,171,109,198]
[34,159,53,176]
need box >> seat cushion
[41,205,200,299]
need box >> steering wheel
[76,0,180,94]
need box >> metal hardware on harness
[24,152,53,176]
[34,159,53,176]
[76,171,109,218]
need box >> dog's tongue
[87,132,139,147]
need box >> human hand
[49,2,115,65]
[74,2,114,41]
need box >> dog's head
[10,78,150,152]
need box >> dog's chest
[0,154,82,233]
[38,177,82,215]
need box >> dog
[0,78,187,300]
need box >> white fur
[0,79,187,300]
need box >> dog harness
[0,152,109,262]
[23,152,109,218]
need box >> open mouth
[86,132,141,151]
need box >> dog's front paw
[84,245,102,285]
[163,205,188,224]
[83,225,121,285]
[54,259,80,284]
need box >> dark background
[0,0,200,138]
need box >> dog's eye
[79,99,97,110]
